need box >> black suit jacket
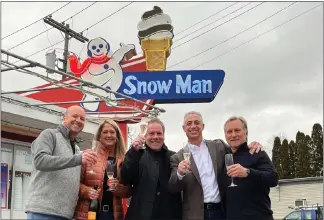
[121,145,182,220]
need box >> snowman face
[87,38,110,58]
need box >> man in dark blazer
[121,118,181,220]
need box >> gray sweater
[25,124,83,219]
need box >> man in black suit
[121,118,181,220]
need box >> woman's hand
[89,187,101,200]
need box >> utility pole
[44,15,89,79]
[63,24,70,76]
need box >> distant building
[270,176,323,219]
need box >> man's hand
[227,164,248,178]
[177,160,191,176]
[248,141,263,154]
[132,136,145,151]
[107,179,118,191]
[82,150,97,166]
[89,187,101,200]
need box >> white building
[1,93,99,219]
[270,176,323,219]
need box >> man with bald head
[26,105,97,220]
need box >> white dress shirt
[177,140,221,203]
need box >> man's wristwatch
[246,168,251,176]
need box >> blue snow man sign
[118,70,225,104]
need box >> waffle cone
[141,39,172,71]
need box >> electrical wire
[12,1,133,63]
[82,2,133,31]
[173,2,253,44]
[172,2,265,50]
[65,2,97,19]
[13,40,64,64]
[7,2,97,51]
[69,18,74,49]
[43,22,54,51]
[2,2,71,40]
[175,2,239,36]
[78,29,89,58]
[192,3,323,70]
[168,2,297,69]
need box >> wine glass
[87,140,99,174]
[225,154,237,187]
[138,117,150,149]
[182,142,191,174]
[106,160,116,191]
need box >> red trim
[1,131,36,143]
[121,55,145,65]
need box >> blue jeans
[27,212,70,220]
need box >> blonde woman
[74,119,131,220]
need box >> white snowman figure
[80,37,135,112]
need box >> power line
[2,2,71,40]
[20,40,64,62]
[173,2,252,45]
[192,3,323,70]
[65,2,97,19]
[169,2,297,69]
[7,2,97,51]
[83,2,133,31]
[172,2,265,50]
[175,2,239,36]
[12,2,133,63]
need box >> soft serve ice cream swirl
[137,6,174,42]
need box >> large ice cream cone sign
[138,6,174,71]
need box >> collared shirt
[178,140,221,203]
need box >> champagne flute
[182,143,191,174]
[138,117,149,149]
[225,154,237,187]
[87,140,99,174]
[106,160,116,191]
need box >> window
[12,145,32,210]
[284,211,302,220]
[1,142,32,212]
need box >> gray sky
[2,1,323,155]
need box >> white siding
[270,181,323,219]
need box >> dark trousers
[97,211,113,220]
[204,207,222,220]
[97,205,114,220]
